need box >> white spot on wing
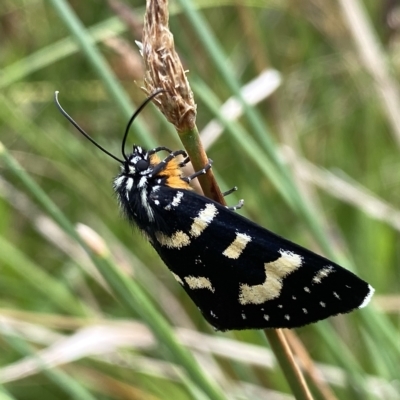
[359,284,374,308]
[263,315,269,321]
[312,265,334,283]
[222,232,252,259]
[285,315,290,320]
[304,287,310,293]
[303,308,308,314]
[172,191,184,207]
[320,301,326,307]
[238,250,302,305]
[165,191,184,210]
[184,276,215,292]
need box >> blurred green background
[0,0,399,399]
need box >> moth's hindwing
[147,187,373,331]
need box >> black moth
[55,91,374,331]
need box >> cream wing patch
[239,250,303,305]
[189,203,218,238]
[155,231,190,249]
[223,232,252,259]
[156,203,218,248]
[184,276,215,293]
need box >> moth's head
[123,145,152,176]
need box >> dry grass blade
[338,0,400,147]
[285,330,339,400]
[201,69,281,149]
[140,0,196,132]
[283,147,400,232]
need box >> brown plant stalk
[139,0,224,203]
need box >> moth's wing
[148,188,373,330]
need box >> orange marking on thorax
[150,154,191,190]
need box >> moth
[55,91,374,330]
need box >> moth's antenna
[121,89,166,160]
[54,91,124,164]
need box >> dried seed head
[140,0,196,132]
